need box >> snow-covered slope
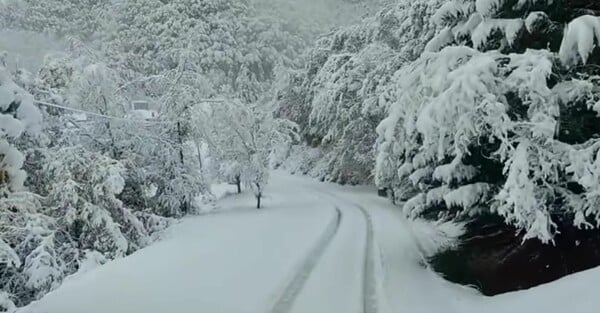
[19,172,600,313]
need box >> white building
[129,100,158,120]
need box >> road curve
[288,184,380,313]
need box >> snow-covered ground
[20,172,600,313]
[210,183,239,200]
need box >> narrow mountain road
[21,171,485,313]
[284,185,380,313]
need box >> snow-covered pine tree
[0,68,40,195]
[0,66,49,309]
[42,146,151,257]
[375,0,600,242]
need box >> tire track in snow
[269,206,342,313]
[301,185,379,313]
[356,204,378,313]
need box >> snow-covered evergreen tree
[0,68,41,195]
[0,66,46,309]
[375,0,600,242]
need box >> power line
[33,98,228,125]
[34,100,173,125]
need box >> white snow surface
[19,172,600,313]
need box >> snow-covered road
[20,172,600,313]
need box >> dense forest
[2,0,600,311]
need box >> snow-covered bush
[0,142,174,307]
[43,146,149,257]
[0,192,56,309]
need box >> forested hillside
[3,0,600,310]
[0,0,328,308]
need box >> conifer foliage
[375,0,600,242]
[277,0,600,243]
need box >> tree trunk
[106,120,118,159]
[256,182,262,209]
[194,141,203,170]
[177,122,185,165]
[181,199,189,215]
[101,96,119,159]
[176,122,187,215]
[235,175,242,193]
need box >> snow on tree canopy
[4,0,600,309]
[471,18,524,49]
[559,15,600,67]
[432,1,474,26]
[476,0,555,16]
[110,0,304,102]
[475,0,502,16]
[372,0,600,243]
[372,41,600,242]
[525,11,549,33]
[0,66,41,192]
[276,0,446,184]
